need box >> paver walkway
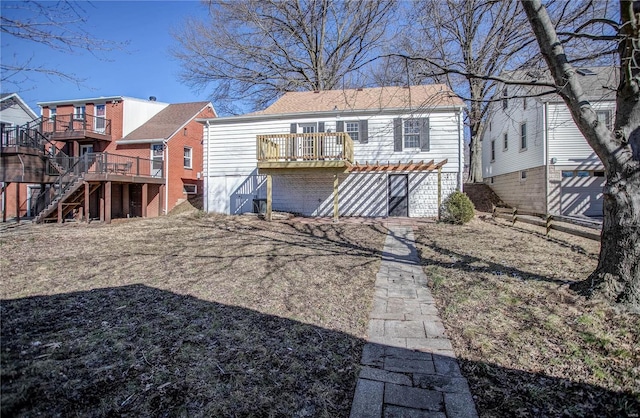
[350,225,478,418]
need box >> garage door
[560,170,605,217]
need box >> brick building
[1,96,215,223]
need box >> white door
[299,123,316,158]
[151,144,164,177]
[95,104,106,132]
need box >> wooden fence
[492,206,601,241]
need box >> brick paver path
[350,225,478,418]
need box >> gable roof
[254,85,463,116]
[121,102,213,142]
[0,92,38,119]
[506,66,618,102]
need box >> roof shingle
[254,85,463,115]
[123,101,211,140]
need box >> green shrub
[441,191,475,224]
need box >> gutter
[195,104,466,125]
[117,138,164,145]
[457,107,464,191]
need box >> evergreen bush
[441,191,475,224]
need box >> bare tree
[391,0,613,183]
[173,0,396,114]
[521,0,639,310]
[0,1,125,88]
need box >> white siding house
[482,67,616,217]
[202,85,465,218]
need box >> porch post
[58,201,63,223]
[105,181,112,224]
[2,183,7,222]
[437,167,442,220]
[333,173,339,222]
[84,181,90,223]
[141,183,148,218]
[159,184,165,216]
[123,184,130,217]
[99,184,105,222]
[266,174,272,221]
[73,141,79,157]
[16,184,20,223]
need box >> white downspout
[204,120,210,213]
[164,138,169,215]
[457,107,463,191]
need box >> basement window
[520,170,527,181]
[183,184,197,195]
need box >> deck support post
[57,201,63,223]
[333,173,339,222]
[15,183,20,223]
[84,182,90,222]
[437,166,442,220]
[99,184,105,222]
[123,184,130,218]
[159,184,165,216]
[105,181,112,224]
[266,174,272,221]
[141,183,148,218]
[2,182,7,223]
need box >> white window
[345,121,359,143]
[74,105,85,120]
[403,119,421,148]
[520,123,527,150]
[491,139,496,161]
[183,147,192,168]
[503,133,508,150]
[502,88,508,110]
[596,110,612,130]
[183,184,197,194]
[50,108,57,118]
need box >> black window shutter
[336,121,344,132]
[420,118,430,151]
[318,122,325,132]
[359,120,368,144]
[393,118,403,152]
[290,123,297,133]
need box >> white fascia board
[197,104,465,125]
[38,96,125,107]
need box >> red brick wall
[164,106,214,211]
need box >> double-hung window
[596,110,612,130]
[345,121,359,143]
[394,118,429,151]
[491,140,496,161]
[503,133,508,151]
[403,119,421,148]
[74,105,85,120]
[520,122,527,150]
[184,147,192,168]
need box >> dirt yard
[1,211,638,417]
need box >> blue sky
[1,1,208,113]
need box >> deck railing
[38,113,112,137]
[257,132,354,163]
[48,152,163,178]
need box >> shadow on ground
[2,284,638,417]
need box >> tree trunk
[522,0,640,310]
[467,135,483,183]
[579,165,640,308]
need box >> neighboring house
[0,95,215,222]
[482,66,617,217]
[0,93,39,219]
[200,85,465,219]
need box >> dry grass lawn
[414,215,640,417]
[2,210,639,417]
[1,213,387,417]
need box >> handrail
[39,113,112,136]
[257,132,354,163]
